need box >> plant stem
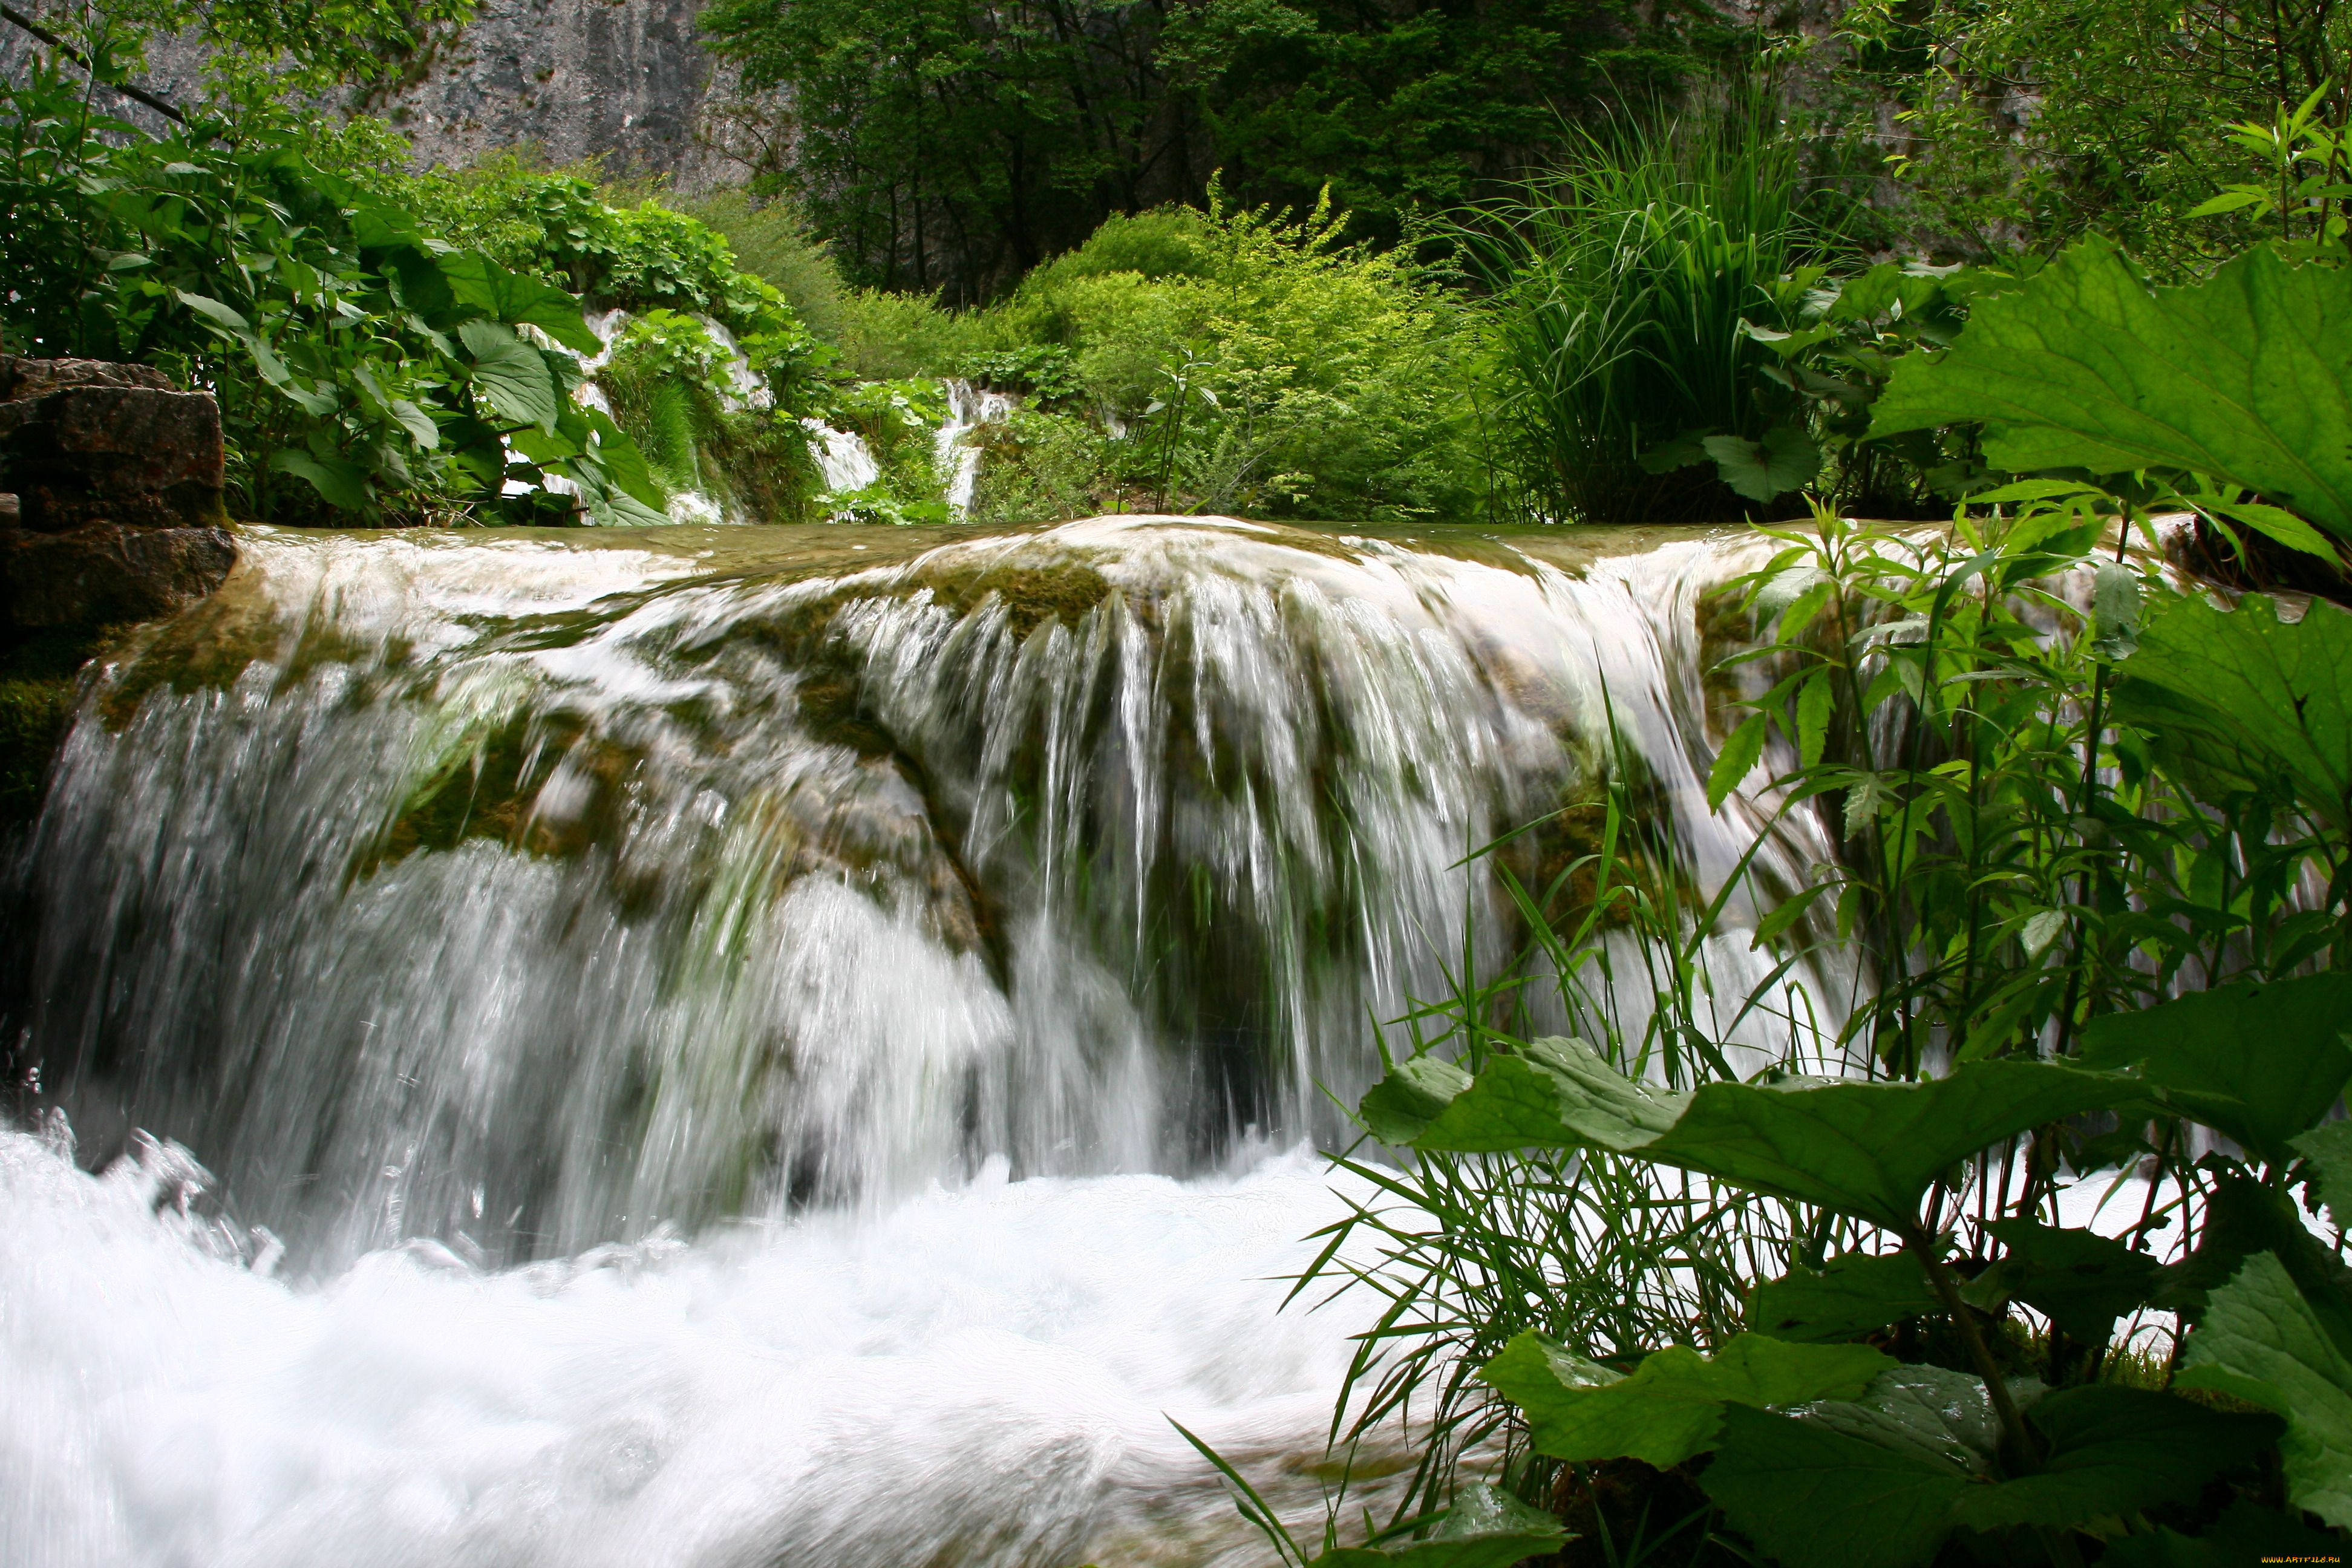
[1901,1220,2039,1468]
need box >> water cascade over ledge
[0,517,1842,1568]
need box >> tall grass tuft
[1471,96,1835,524]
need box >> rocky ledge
[0,356,237,632]
[0,356,240,817]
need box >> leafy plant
[1469,96,1837,523]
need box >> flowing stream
[1,517,1835,1568]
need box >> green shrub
[1469,97,1838,524]
[674,189,852,342]
[973,194,1484,521]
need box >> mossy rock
[904,558,1117,641]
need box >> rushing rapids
[1,517,1843,1567]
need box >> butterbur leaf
[2293,1119,2352,1232]
[1367,1038,2145,1228]
[459,320,564,433]
[2161,1176,2352,1354]
[1869,237,2352,535]
[2078,972,2352,1158]
[1957,1386,2278,1530]
[1751,1252,1938,1342]
[1638,428,1714,475]
[436,250,601,353]
[1979,1219,2160,1343]
[1308,1485,1564,1567]
[2110,592,2352,829]
[1798,1364,2026,1473]
[1357,1053,1472,1145]
[2177,1251,2352,1527]
[1477,1331,1892,1467]
[1707,712,1769,811]
[1702,1403,1971,1568]
[1705,426,1820,502]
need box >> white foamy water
[2,1126,1387,1568]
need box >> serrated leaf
[1750,1250,1940,1342]
[1869,237,2352,536]
[2293,1119,2352,1232]
[1308,1485,1564,1568]
[1797,1364,2024,1474]
[2110,592,2352,830]
[1795,672,1834,767]
[2097,1499,2348,1566]
[459,319,563,433]
[2178,1251,2352,1527]
[1708,711,1769,811]
[1364,1037,2146,1229]
[2161,1175,2352,1355]
[172,287,250,333]
[1976,1219,2160,1343]
[1702,1403,1971,1568]
[2078,972,2352,1159]
[1477,1331,1892,1467]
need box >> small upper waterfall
[934,378,1018,517]
[0,517,1839,1568]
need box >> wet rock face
[0,356,236,633]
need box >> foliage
[672,188,851,343]
[972,196,1482,521]
[0,60,664,525]
[1470,99,1837,523]
[701,0,1731,296]
[1836,0,2352,273]
[1872,238,2352,553]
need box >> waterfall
[933,377,1017,517]
[803,417,882,495]
[0,517,1838,1568]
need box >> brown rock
[0,356,178,402]
[4,385,227,531]
[0,523,237,629]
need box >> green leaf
[2078,972,2352,1159]
[2161,1175,2352,1355]
[459,319,564,433]
[1707,711,1769,812]
[1367,1037,2146,1229]
[2293,1119,2352,1232]
[1957,1385,2278,1530]
[1705,425,1821,503]
[269,448,370,512]
[2110,592,2352,830]
[1750,1251,1940,1342]
[2177,1251,2352,1527]
[435,250,602,353]
[1973,1219,2159,1344]
[1358,1053,1474,1145]
[172,287,250,333]
[1795,672,1834,767]
[2197,496,2339,560]
[1798,1364,2024,1473]
[1477,1331,1893,1467]
[1702,1403,1971,1568]
[1869,237,2352,536]
[1308,1486,1564,1568]
[2091,561,2141,660]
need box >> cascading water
[1,517,1837,1567]
[934,379,1018,517]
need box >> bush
[1469,97,1839,524]
[972,194,1485,521]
